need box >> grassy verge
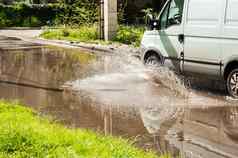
[0,100,167,158]
[40,25,145,47]
[40,25,99,43]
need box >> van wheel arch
[224,61,238,98]
[143,50,164,66]
[224,61,238,80]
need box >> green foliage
[56,0,98,26]
[0,0,98,27]
[0,3,59,27]
[0,100,159,158]
[41,25,145,47]
[113,25,145,47]
[118,0,128,24]
[40,25,98,42]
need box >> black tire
[144,54,162,67]
[227,68,238,98]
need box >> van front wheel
[227,68,238,98]
[144,54,162,67]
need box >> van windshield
[160,0,184,29]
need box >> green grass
[40,25,145,47]
[40,25,99,43]
[0,100,165,158]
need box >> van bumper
[140,44,147,62]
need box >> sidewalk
[0,29,140,56]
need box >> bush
[113,25,145,47]
[0,3,60,27]
[40,25,98,42]
[0,1,98,27]
[40,25,145,47]
[55,0,98,26]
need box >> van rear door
[183,0,223,77]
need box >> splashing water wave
[66,53,231,110]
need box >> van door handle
[180,52,184,58]
[178,34,184,43]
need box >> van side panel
[221,0,238,72]
[183,0,222,77]
[185,0,221,37]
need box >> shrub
[0,3,59,27]
[69,25,98,41]
[0,1,98,27]
[62,28,70,37]
[40,25,98,42]
[41,25,145,47]
[56,0,98,26]
[113,25,145,47]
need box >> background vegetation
[0,3,59,27]
[40,25,145,47]
[0,0,167,27]
[0,0,166,45]
[41,25,98,42]
[0,0,98,27]
[56,0,98,26]
[113,25,145,46]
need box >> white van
[141,0,238,98]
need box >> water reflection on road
[0,36,238,158]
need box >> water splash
[66,51,232,110]
[66,53,189,108]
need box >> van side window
[160,0,184,29]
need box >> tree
[56,0,98,25]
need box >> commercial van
[141,0,238,98]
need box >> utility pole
[103,0,117,41]
[99,0,104,40]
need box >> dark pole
[99,0,104,40]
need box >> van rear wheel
[227,68,238,98]
[145,54,162,67]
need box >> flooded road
[0,36,238,158]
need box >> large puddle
[0,36,238,158]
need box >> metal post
[99,0,104,40]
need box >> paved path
[0,29,81,49]
[0,29,116,52]
[0,29,140,55]
[0,29,42,39]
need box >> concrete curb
[7,35,116,53]
[0,29,140,55]
[31,38,141,58]
[36,38,142,59]
[0,27,42,30]
[39,38,115,53]
[71,43,115,53]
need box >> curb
[32,38,141,58]
[0,31,139,55]
[71,43,115,53]
[0,27,42,30]
[36,38,116,53]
